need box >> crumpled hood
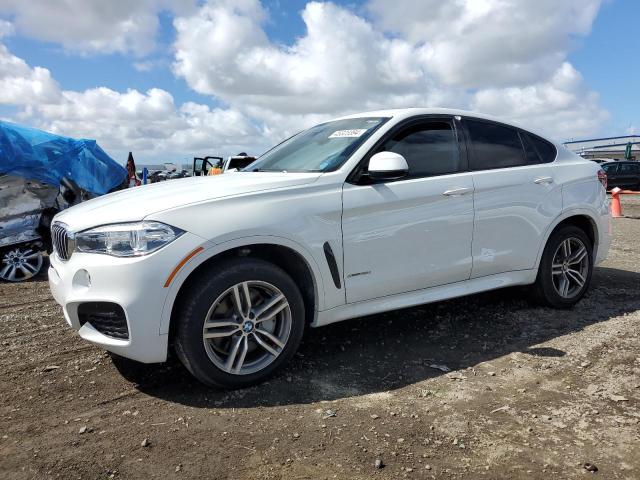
[55,172,322,232]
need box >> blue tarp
[0,121,126,195]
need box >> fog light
[72,269,91,290]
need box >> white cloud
[0,43,60,104]
[0,0,611,161]
[133,59,167,72]
[471,63,609,140]
[0,38,261,162]
[171,0,608,140]
[27,87,263,161]
[367,0,602,88]
[0,18,12,37]
[173,1,456,116]
[0,0,196,56]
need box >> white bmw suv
[48,108,611,388]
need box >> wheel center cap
[242,321,254,333]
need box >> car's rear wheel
[532,225,593,308]
[174,258,305,388]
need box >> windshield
[246,117,388,173]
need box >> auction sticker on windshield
[329,129,368,138]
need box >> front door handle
[534,176,554,185]
[442,187,473,196]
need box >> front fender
[157,235,327,335]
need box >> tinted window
[227,157,256,170]
[619,163,640,174]
[466,119,525,170]
[602,163,618,174]
[520,133,541,164]
[523,132,556,163]
[379,121,461,178]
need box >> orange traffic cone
[610,187,623,218]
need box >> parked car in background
[192,156,223,176]
[222,154,256,173]
[1,121,125,282]
[48,108,611,388]
[192,154,256,176]
[167,170,188,180]
[601,161,640,191]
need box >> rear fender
[533,207,601,272]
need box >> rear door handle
[442,187,473,196]
[534,176,554,185]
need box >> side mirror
[367,152,409,181]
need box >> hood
[55,172,322,232]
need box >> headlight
[75,221,184,257]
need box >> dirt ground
[1,197,639,480]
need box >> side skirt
[313,269,536,327]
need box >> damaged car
[0,121,126,281]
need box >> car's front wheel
[532,225,593,308]
[174,258,305,388]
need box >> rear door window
[465,119,526,170]
[602,163,619,174]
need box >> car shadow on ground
[114,266,640,408]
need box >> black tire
[532,225,593,308]
[174,258,305,388]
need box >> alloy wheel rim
[0,248,43,282]
[202,280,292,375]
[551,237,589,299]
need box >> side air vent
[323,241,341,289]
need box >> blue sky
[0,0,635,162]
[568,0,638,137]
[1,11,211,106]
[2,1,367,107]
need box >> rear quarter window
[521,131,557,164]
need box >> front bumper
[48,232,205,363]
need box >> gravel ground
[1,197,639,480]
